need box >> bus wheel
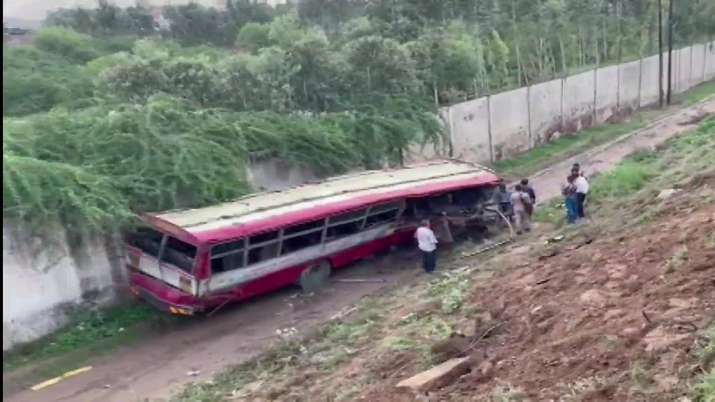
[299,260,332,292]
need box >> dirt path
[5,98,713,402]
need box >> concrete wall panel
[676,47,691,93]
[619,60,641,112]
[490,88,529,160]
[3,224,122,351]
[447,97,491,163]
[707,42,715,80]
[640,54,660,107]
[564,70,595,132]
[529,79,563,145]
[595,65,620,123]
[691,44,706,84]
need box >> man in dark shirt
[520,179,536,215]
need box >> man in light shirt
[572,166,589,220]
[415,219,438,273]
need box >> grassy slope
[173,117,715,401]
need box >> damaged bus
[125,160,502,315]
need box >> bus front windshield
[128,228,197,273]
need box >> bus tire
[299,260,332,292]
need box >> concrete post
[689,45,693,88]
[447,107,454,158]
[560,77,565,131]
[592,66,598,125]
[637,56,643,109]
[487,95,494,163]
[526,85,533,148]
[704,42,708,83]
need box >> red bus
[125,160,500,315]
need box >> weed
[681,80,715,105]
[589,159,657,201]
[692,369,715,402]
[3,303,160,372]
[558,376,608,401]
[381,336,419,351]
[490,382,530,401]
[630,361,654,391]
[665,246,689,273]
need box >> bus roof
[141,160,499,245]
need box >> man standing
[415,219,438,273]
[520,178,536,216]
[573,167,590,220]
[510,184,532,234]
[494,182,512,220]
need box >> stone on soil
[396,357,471,392]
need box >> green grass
[680,80,715,105]
[2,303,172,387]
[692,325,715,402]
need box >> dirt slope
[434,192,714,401]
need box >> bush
[236,22,271,53]
[33,27,101,64]
[3,47,92,116]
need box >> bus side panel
[232,264,306,301]
[328,229,413,268]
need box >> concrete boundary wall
[437,41,715,163]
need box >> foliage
[33,27,101,63]
[3,46,93,116]
[236,22,271,52]
[3,94,441,230]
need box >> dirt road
[6,98,713,402]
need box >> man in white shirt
[573,166,590,220]
[415,220,438,273]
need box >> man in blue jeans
[415,220,438,273]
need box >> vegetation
[3,0,714,231]
[2,304,163,384]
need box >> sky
[3,0,227,21]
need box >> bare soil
[4,98,713,402]
[370,192,714,401]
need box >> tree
[236,22,271,52]
[341,35,418,97]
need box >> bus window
[161,237,197,273]
[128,228,163,258]
[247,241,280,265]
[249,230,279,246]
[211,239,245,273]
[282,231,322,254]
[329,208,367,225]
[212,239,245,256]
[282,219,325,255]
[365,209,399,228]
[326,208,368,241]
[284,219,325,236]
[326,220,362,239]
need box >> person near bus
[572,165,590,220]
[415,219,438,273]
[520,179,536,216]
[510,184,532,234]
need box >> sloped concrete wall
[490,88,530,160]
